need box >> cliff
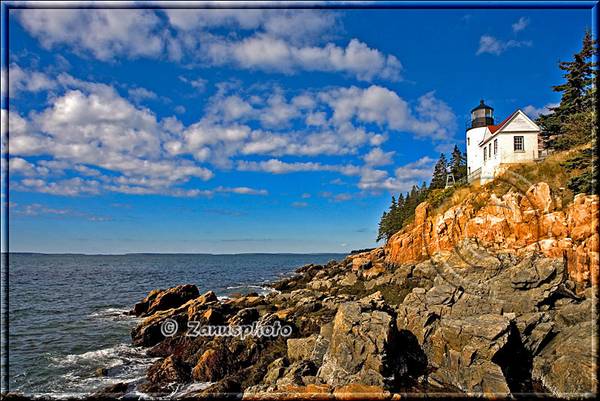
[95,168,597,399]
[385,182,598,289]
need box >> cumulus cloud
[204,35,402,81]
[164,9,338,45]
[523,103,559,119]
[363,147,395,166]
[477,35,532,55]
[128,87,159,103]
[3,64,56,97]
[512,17,529,33]
[15,9,165,61]
[14,9,400,82]
[5,77,216,196]
[358,156,435,193]
[321,86,456,139]
[5,68,456,198]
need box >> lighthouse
[465,99,541,184]
[465,100,494,178]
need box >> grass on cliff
[491,142,595,208]
[383,143,595,239]
[428,142,595,218]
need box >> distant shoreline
[3,252,350,257]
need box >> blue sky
[1,4,594,254]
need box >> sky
[0,3,594,254]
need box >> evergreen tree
[376,210,388,242]
[449,145,467,182]
[430,153,448,189]
[538,30,597,150]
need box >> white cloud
[477,35,532,55]
[164,9,338,45]
[15,9,165,61]
[522,103,559,119]
[6,78,215,196]
[512,17,529,33]
[128,87,158,103]
[5,68,457,197]
[237,159,360,176]
[205,35,402,82]
[179,76,208,91]
[358,156,435,193]
[292,201,308,208]
[363,147,395,166]
[216,186,268,196]
[10,202,110,221]
[15,9,400,82]
[4,64,56,97]
[321,86,455,139]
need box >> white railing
[466,167,481,183]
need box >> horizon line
[2,251,353,256]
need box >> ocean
[6,252,345,397]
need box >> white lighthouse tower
[465,99,541,184]
[466,100,494,179]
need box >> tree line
[376,29,596,244]
[376,145,466,242]
[537,30,597,195]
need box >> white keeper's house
[466,100,541,184]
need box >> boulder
[192,348,230,382]
[287,336,318,363]
[143,284,200,317]
[146,355,190,384]
[532,321,597,398]
[317,301,402,388]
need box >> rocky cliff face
[96,182,597,399]
[385,182,598,289]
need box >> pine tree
[552,30,596,114]
[449,145,467,182]
[430,153,448,189]
[538,30,597,150]
[376,210,388,242]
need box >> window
[514,136,524,152]
[483,148,487,161]
[467,137,470,146]
[468,167,471,174]
[493,139,498,156]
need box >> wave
[49,343,153,368]
[225,284,276,296]
[88,307,135,320]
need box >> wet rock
[92,382,130,398]
[143,284,199,317]
[147,355,190,384]
[132,288,162,316]
[192,348,230,382]
[228,307,259,325]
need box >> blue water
[7,253,344,397]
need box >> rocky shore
[97,183,597,399]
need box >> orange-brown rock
[243,384,333,400]
[385,183,599,288]
[192,348,228,382]
[332,384,391,400]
